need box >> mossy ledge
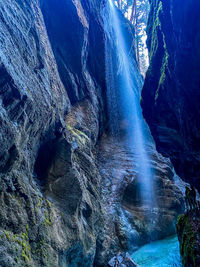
[176,213,200,267]
[1,228,32,265]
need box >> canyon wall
[142,0,200,191]
[0,0,106,266]
[0,0,185,266]
[142,1,200,264]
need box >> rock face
[108,252,138,267]
[141,0,200,191]
[0,0,186,266]
[141,0,200,265]
[177,212,200,267]
[0,0,105,266]
[40,0,106,107]
[95,134,184,266]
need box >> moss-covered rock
[177,213,200,267]
[142,0,200,191]
[0,0,106,265]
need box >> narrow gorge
[0,0,199,266]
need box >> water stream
[132,235,182,267]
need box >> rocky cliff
[141,0,200,191]
[142,0,200,265]
[0,0,105,266]
[0,0,185,266]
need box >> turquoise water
[132,236,182,267]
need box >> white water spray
[104,0,154,207]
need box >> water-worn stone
[96,135,185,265]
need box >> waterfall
[103,0,155,208]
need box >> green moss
[21,241,31,262]
[0,196,55,264]
[37,197,43,207]
[46,199,52,208]
[177,214,199,266]
[155,48,169,100]
[22,251,30,262]
[67,124,89,146]
[159,49,169,85]
[44,218,52,226]
[43,210,54,226]
[2,228,31,263]
[149,1,163,62]
[148,1,170,101]
[33,239,48,259]
[33,196,54,227]
[145,0,171,103]
[3,230,11,240]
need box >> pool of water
[132,235,182,267]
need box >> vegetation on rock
[177,213,200,267]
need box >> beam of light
[103,0,155,208]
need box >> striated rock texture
[0,0,185,266]
[0,0,105,266]
[40,0,106,108]
[177,212,200,267]
[141,0,200,191]
[95,134,184,265]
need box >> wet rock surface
[141,0,200,191]
[142,0,200,264]
[108,252,138,267]
[0,0,187,266]
[177,211,200,267]
[40,0,106,107]
[96,135,184,265]
[0,0,105,266]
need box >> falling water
[103,0,154,207]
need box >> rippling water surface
[132,235,182,267]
